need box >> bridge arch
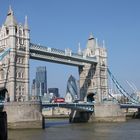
[87,92,95,103]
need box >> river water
[8,119,140,140]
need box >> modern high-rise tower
[65,75,79,102]
[35,66,47,97]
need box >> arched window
[21,72,23,78]
[6,28,9,35]
[22,87,24,95]
[18,72,21,78]
[19,86,21,91]
[19,29,22,36]
[19,38,23,45]
[20,58,23,64]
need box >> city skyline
[0,0,140,96]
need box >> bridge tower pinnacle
[79,34,108,103]
[0,7,30,102]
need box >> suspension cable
[108,68,139,104]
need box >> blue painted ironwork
[0,48,10,61]
[120,104,140,109]
[42,102,94,112]
[108,68,139,104]
[107,68,140,110]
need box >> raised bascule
[0,7,139,129]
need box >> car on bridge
[52,97,65,103]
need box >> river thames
[8,119,140,140]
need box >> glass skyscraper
[65,75,79,102]
[35,66,47,96]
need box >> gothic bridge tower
[79,34,108,103]
[0,7,29,101]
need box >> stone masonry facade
[0,7,108,103]
[79,34,108,103]
[0,7,29,102]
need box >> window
[18,72,21,78]
[15,27,17,34]
[21,72,24,78]
[19,86,21,91]
[101,79,105,86]
[6,28,9,35]
[101,59,105,66]
[19,29,22,36]
[20,58,23,64]
[19,38,23,45]
[16,38,19,46]
[101,70,105,76]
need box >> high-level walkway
[30,43,97,66]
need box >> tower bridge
[1,7,139,129]
[0,7,108,103]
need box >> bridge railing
[41,102,94,112]
[51,48,65,55]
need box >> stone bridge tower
[0,7,29,101]
[79,34,108,103]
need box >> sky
[0,0,140,96]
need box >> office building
[35,66,47,96]
[48,88,59,98]
[65,75,79,102]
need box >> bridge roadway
[1,102,140,112]
[120,104,140,109]
[30,43,97,66]
[42,102,94,112]
[42,102,140,112]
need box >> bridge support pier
[132,108,140,119]
[69,110,93,123]
[0,111,7,140]
[93,103,126,122]
[69,103,126,123]
[4,101,44,129]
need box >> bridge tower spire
[79,33,108,103]
[24,16,29,30]
[0,7,30,102]
[4,6,17,27]
[78,42,82,55]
